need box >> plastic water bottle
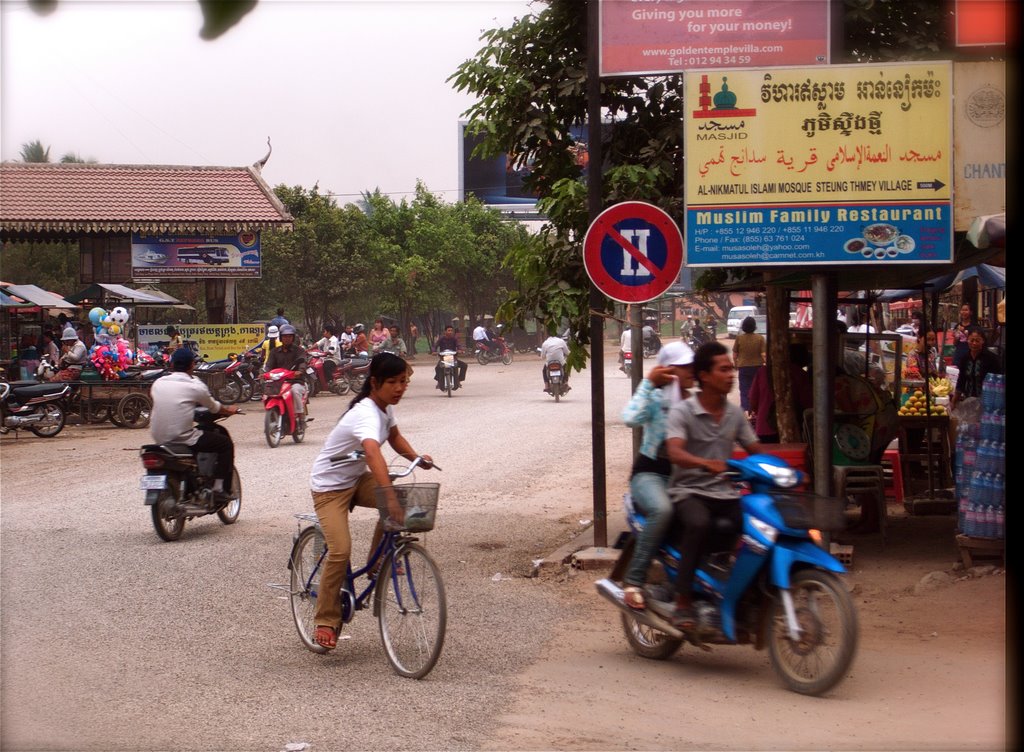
[980,412,993,441]
[982,374,996,411]
[995,374,1005,410]
[964,502,978,537]
[995,508,1005,540]
[992,473,1004,508]
[994,443,1005,475]
[958,496,969,533]
[963,434,977,470]
[976,441,991,473]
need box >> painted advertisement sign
[137,324,266,362]
[953,62,1005,229]
[600,0,829,77]
[131,231,262,279]
[684,62,953,267]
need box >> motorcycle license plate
[140,474,167,490]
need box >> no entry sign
[583,201,683,304]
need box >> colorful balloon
[88,307,106,326]
[110,306,130,325]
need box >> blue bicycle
[287,454,447,679]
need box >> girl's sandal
[314,625,338,650]
[623,586,646,611]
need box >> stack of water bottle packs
[956,374,1005,539]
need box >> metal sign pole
[587,0,607,547]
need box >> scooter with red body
[261,368,309,447]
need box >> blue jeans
[624,472,673,587]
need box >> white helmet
[267,325,280,338]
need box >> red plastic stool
[882,448,904,505]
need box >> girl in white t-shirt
[308,352,435,650]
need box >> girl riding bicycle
[308,352,435,650]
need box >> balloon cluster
[87,306,136,380]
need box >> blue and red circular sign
[583,201,683,304]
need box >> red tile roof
[0,162,293,234]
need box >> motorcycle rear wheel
[265,407,283,448]
[217,378,241,404]
[217,468,242,524]
[768,569,858,696]
[151,479,185,542]
[476,351,489,366]
[28,403,66,438]
[620,611,683,660]
[501,351,513,365]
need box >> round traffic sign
[583,201,683,304]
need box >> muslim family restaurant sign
[599,0,829,77]
[684,62,954,267]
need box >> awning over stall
[0,284,77,309]
[65,283,181,306]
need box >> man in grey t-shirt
[664,341,762,631]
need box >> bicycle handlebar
[327,449,441,475]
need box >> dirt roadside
[483,506,1010,751]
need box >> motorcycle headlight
[758,462,801,488]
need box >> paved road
[1,347,637,751]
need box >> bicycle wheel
[289,525,329,654]
[375,542,447,679]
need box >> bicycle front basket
[375,483,440,533]
[773,492,847,532]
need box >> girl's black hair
[345,352,408,411]
[741,316,757,334]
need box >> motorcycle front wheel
[265,407,283,448]
[28,403,66,438]
[476,351,489,366]
[768,569,858,696]
[445,371,453,397]
[217,468,242,524]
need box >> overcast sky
[1,0,534,204]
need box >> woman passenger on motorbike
[619,341,695,610]
[369,319,392,354]
[307,352,435,650]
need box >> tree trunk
[765,275,798,443]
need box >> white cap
[267,325,279,338]
[61,326,78,341]
[657,341,694,367]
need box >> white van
[726,306,760,337]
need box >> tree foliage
[19,140,51,163]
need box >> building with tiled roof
[0,162,292,237]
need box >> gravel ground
[1,346,637,751]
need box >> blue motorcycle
[597,454,858,696]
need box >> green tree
[19,140,51,162]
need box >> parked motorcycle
[596,454,857,696]
[261,368,309,447]
[545,361,569,402]
[306,348,351,396]
[437,350,461,397]
[138,409,241,541]
[1,378,70,437]
[341,355,370,392]
[474,337,512,366]
[195,357,239,404]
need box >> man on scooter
[540,329,570,393]
[433,325,467,389]
[664,341,763,631]
[150,347,239,503]
[265,324,309,427]
[314,324,341,382]
[48,327,89,381]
